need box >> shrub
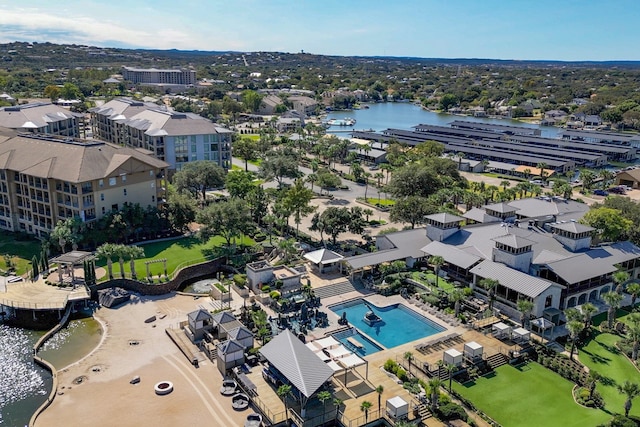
[436,403,467,421]
[261,285,270,293]
[384,359,399,373]
[254,233,266,242]
[395,368,408,383]
[609,415,638,427]
[269,290,281,299]
[233,274,247,288]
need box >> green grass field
[410,271,455,292]
[0,232,42,275]
[453,363,611,427]
[95,235,255,278]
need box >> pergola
[303,249,344,274]
[50,251,94,287]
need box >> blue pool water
[333,329,384,356]
[329,299,446,349]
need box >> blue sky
[0,0,638,61]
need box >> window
[99,179,104,187]
[123,189,127,196]
[109,177,116,186]
[150,170,154,176]
[100,193,104,201]
[152,195,155,202]
[102,207,106,214]
[121,175,127,182]
[151,182,155,188]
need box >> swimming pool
[333,328,384,356]
[329,299,446,349]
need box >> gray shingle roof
[212,311,237,325]
[462,208,501,224]
[0,102,79,130]
[260,329,333,398]
[484,202,519,214]
[217,339,244,355]
[545,254,619,284]
[188,309,212,323]
[228,326,253,340]
[470,260,558,298]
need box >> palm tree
[429,255,445,290]
[277,384,292,426]
[317,390,331,425]
[603,291,624,329]
[363,172,372,201]
[404,351,414,375]
[332,398,343,423]
[360,400,372,423]
[613,270,630,293]
[627,313,640,361]
[626,282,640,307]
[580,302,597,331]
[95,243,116,280]
[444,363,457,392]
[567,320,583,360]
[306,173,318,192]
[428,378,443,412]
[375,385,384,411]
[517,299,534,328]
[450,288,465,317]
[479,278,500,311]
[588,370,601,400]
[114,244,127,278]
[500,180,511,191]
[537,162,549,183]
[617,381,640,417]
[599,169,615,189]
[126,245,145,280]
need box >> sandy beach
[34,293,249,427]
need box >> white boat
[327,118,356,127]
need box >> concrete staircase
[416,403,432,420]
[487,352,509,370]
[314,280,360,300]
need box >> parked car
[593,189,609,196]
[608,187,626,195]
[529,179,543,185]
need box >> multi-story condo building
[90,98,233,171]
[0,128,168,238]
[0,102,82,137]
[122,66,196,86]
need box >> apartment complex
[0,102,82,137]
[122,66,196,87]
[0,128,168,238]
[90,98,233,171]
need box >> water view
[1,316,101,426]
[325,102,560,138]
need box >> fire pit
[154,381,174,395]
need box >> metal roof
[304,248,344,265]
[470,259,558,298]
[551,222,595,234]
[484,202,519,214]
[421,241,482,269]
[545,254,618,284]
[462,208,501,224]
[492,234,536,249]
[260,329,333,398]
[187,309,212,323]
[425,212,464,224]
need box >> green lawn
[579,330,640,418]
[95,235,255,278]
[410,271,455,293]
[0,232,42,275]
[453,363,610,427]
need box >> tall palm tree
[114,244,127,278]
[567,320,583,360]
[333,398,343,423]
[599,169,615,190]
[580,302,597,331]
[277,384,292,426]
[444,363,457,392]
[536,162,549,183]
[603,291,624,329]
[626,282,640,307]
[517,299,535,328]
[450,288,465,317]
[360,400,372,423]
[617,381,640,417]
[95,243,116,280]
[317,390,331,425]
[627,313,640,361]
[375,385,384,411]
[404,351,414,375]
[613,270,630,293]
[127,245,145,280]
[588,370,601,400]
[500,180,511,191]
[479,278,500,311]
[429,255,445,290]
[428,378,443,412]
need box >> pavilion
[49,251,94,287]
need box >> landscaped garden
[409,270,455,293]
[578,310,640,419]
[94,235,256,279]
[452,362,611,427]
[0,232,42,275]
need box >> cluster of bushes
[574,386,604,408]
[436,402,469,422]
[384,359,409,383]
[536,349,588,386]
[233,274,247,289]
[604,415,640,427]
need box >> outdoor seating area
[415,332,463,354]
[406,297,463,327]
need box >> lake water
[325,102,560,138]
[0,316,101,426]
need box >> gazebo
[531,317,555,342]
[512,327,531,344]
[260,329,334,417]
[50,251,94,287]
[303,249,344,274]
[492,322,512,339]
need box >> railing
[0,297,69,310]
[250,394,286,425]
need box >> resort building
[288,96,318,117]
[121,66,196,90]
[344,197,640,320]
[0,128,168,238]
[90,98,233,171]
[0,102,82,137]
